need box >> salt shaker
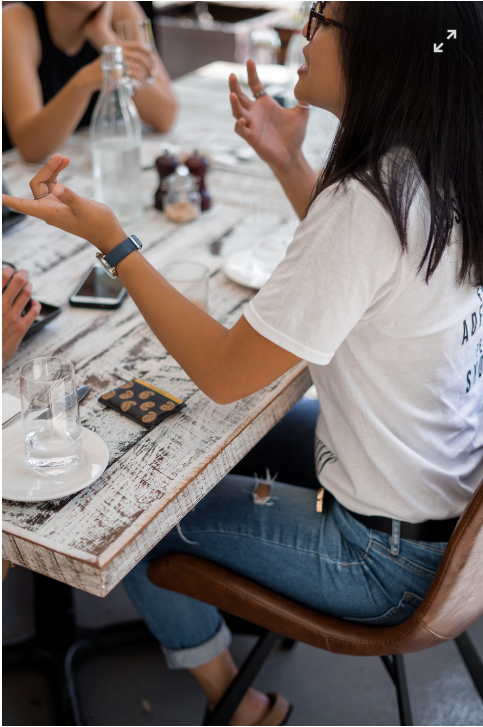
[162,165,201,223]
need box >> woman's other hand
[229,60,310,175]
[82,1,116,51]
[76,43,153,94]
[2,267,41,368]
[2,155,126,255]
[120,42,154,89]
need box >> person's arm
[2,157,301,404]
[229,61,317,218]
[2,267,41,368]
[2,4,106,163]
[2,4,174,163]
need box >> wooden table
[2,63,337,598]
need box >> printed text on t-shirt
[463,286,483,393]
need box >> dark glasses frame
[306,1,351,40]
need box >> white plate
[2,423,109,502]
[223,248,285,290]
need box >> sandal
[256,692,292,726]
[204,692,292,726]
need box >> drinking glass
[117,19,157,87]
[20,358,82,477]
[161,262,209,313]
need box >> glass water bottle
[90,45,142,225]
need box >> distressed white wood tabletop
[2,64,336,596]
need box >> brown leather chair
[148,479,483,726]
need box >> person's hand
[82,1,116,51]
[229,60,310,175]
[2,267,41,368]
[2,154,126,255]
[120,42,154,90]
[76,44,154,94]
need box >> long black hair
[306,2,483,286]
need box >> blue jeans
[123,398,446,669]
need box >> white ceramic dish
[2,422,109,502]
[223,248,285,290]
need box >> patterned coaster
[99,378,186,428]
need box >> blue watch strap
[104,235,142,269]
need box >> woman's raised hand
[82,2,116,51]
[229,60,310,175]
[2,154,125,254]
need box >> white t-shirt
[244,176,483,522]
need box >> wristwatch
[96,235,142,278]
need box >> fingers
[2,193,48,220]
[11,279,33,317]
[22,299,41,330]
[2,266,15,292]
[122,46,152,72]
[29,154,70,198]
[234,118,252,143]
[2,269,28,307]
[52,184,82,211]
[230,93,252,124]
[246,59,265,96]
[228,73,253,110]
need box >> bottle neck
[101,45,125,89]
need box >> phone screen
[76,266,124,300]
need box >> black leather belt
[346,509,459,542]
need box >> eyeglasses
[306,1,351,41]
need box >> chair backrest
[411,477,483,642]
[147,478,483,658]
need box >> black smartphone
[69,263,127,309]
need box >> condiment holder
[162,165,201,223]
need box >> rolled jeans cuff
[161,617,232,670]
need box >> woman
[4,2,483,725]
[2,1,177,162]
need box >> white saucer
[2,423,109,502]
[223,247,285,290]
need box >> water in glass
[20,358,82,477]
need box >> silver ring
[34,192,49,200]
[296,101,311,109]
[253,89,267,99]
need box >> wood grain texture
[2,66,332,596]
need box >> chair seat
[147,553,439,657]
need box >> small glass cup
[161,262,209,313]
[117,18,157,86]
[20,358,82,477]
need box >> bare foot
[229,688,271,726]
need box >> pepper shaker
[155,150,179,211]
[185,150,211,211]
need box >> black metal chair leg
[203,630,280,726]
[65,639,96,726]
[393,654,413,726]
[455,631,483,701]
[380,654,413,726]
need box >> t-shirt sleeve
[244,179,402,365]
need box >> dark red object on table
[185,150,211,211]
[155,151,179,210]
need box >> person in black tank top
[2,2,177,161]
